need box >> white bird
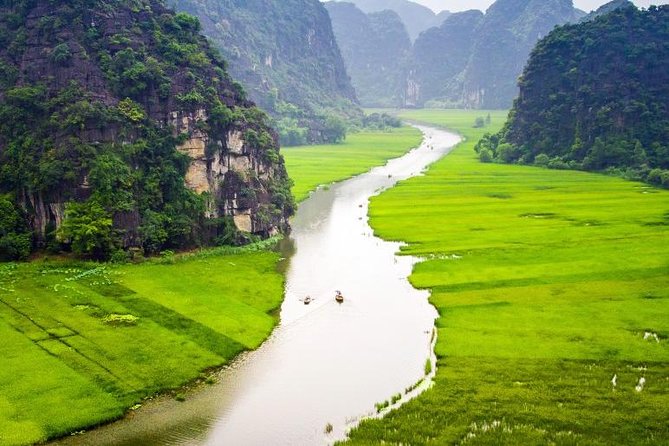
[611,374,617,388]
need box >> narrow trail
[53,125,462,446]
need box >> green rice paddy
[0,248,284,446]
[343,110,669,445]
[282,127,423,202]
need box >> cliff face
[401,0,584,108]
[0,0,294,258]
[170,0,359,145]
[338,0,449,41]
[411,10,484,108]
[461,0,584,109]
[325,2,412,107]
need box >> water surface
[54,125,461,446]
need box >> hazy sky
[413,0,669,13]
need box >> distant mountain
[171,0,359,145]
[333,0,450,41]
[410,0,585,108]
[478,5,669,187]
[325,2,412,107]
[0,0,294,260]
[410,11,485,107]
[580,0,634,22]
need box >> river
[54,125,461,446]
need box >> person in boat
[335,290,344,302]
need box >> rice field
[342,110,669,445]
[0,247,284,446]
[282,127,423,202]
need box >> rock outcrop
[0,0,294,257]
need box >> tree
[57,201,114,259]
[323,114,347,143]
[473,117,485,128]
[0,196,31,260]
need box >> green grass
[343,110,669,445]
[283,126,423,202]
[0,249,284,445]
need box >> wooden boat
[335,291,344,303]
[303,296,313,305]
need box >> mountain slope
[0,0,294,259]
[338,0,448,41]
[479,5,669,186]
[171,0,359,145]
[410,10,485,107]
[325,2,412,107]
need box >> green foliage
[50,43,72,65]
[57,201,114,259]
[117,97,145,122]
[489,6,669,186]
[0,195,31,261]
[323,113,347,144]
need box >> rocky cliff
[170,0,359,146]
[336,0,450,41]
[325,2,412,107]
[0,0,294,259]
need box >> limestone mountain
[410,10,484,107]
[334,0,450,41]
[170,0,359,146]
[478,5,669,187]
[325,2,412,107]
[580,0,634,22]
[0,0,294,260]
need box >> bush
[57,201,114,260]
[479,148,493,163]
[534,153,550,167]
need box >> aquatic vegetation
[343,109,669,445]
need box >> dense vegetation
[170,0,360,146]
[342,109,669,445]
[325,3,412,108]
[0,0,293,260]
[0,245,285,445]
[479,5,669,187]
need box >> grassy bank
[343,110,669,444]
[283,126,423,202]
[0,248,284,446]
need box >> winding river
[55,125,461,446]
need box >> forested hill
[478,5,669,187]
[0,0,294,261]
[171,0,359,146]
[325,2,412,107]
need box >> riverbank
[0,126,426,446]
[283,126,422,202]
[343,109,669,444]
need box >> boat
[303,296,313,305]
[335,291,344,303]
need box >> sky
[413,0,669,13]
